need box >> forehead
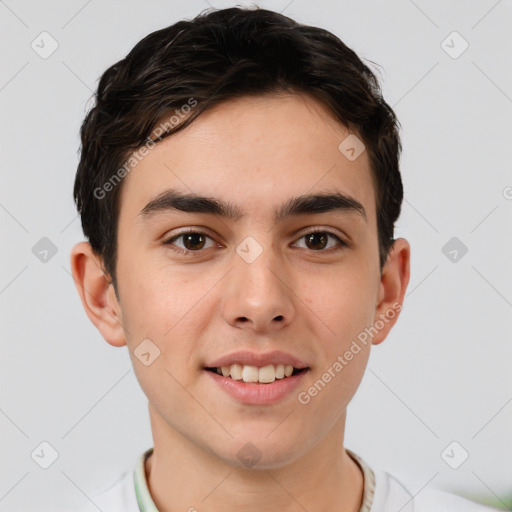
[118,93,376,223]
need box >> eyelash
[163,228,348,256]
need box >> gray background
[1,0,511,510]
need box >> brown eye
[305,232,329,250]
[181,233,206,250]
[294,230,347,251]
[164,231,217,253]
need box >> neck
[144,407,364,512]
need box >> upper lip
[206,350,309,369]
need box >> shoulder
[87,470,139,512]
[73,447,155,512]
[372,467,501,512]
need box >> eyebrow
[138,188,367,223]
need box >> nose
[221,243,296,334]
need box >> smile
[204,366,310,405]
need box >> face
[103,93,396,468]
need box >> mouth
[203,350,311,404]
[204,364,308,384]
[204,364,310,405]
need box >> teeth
[230,364,243,381]
[213,363,301,383]
[258,365,276,383]
[242,365,259,383]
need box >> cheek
[117,255,201,338]
[301,267,378,345]
[296,284,374,424]
[117,259,218,389]
[118,266,204,410]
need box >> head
[71,6,409,469]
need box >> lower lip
[204,369,309,405]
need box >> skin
[71,92,410,512]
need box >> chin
[216,435,307,471]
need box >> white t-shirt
[83,447,501,512]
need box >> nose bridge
[236,233,284,300]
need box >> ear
[371,238,410,346]
[70,241,127,347]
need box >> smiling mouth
[205,364,308,384]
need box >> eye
[293,229,348,251]
[163,231,218,254]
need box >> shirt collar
[346,448,376,512]
[134,447,158,512]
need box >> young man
[70,6,499,512]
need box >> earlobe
[70,241,127,347]
[371,238,411,346]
